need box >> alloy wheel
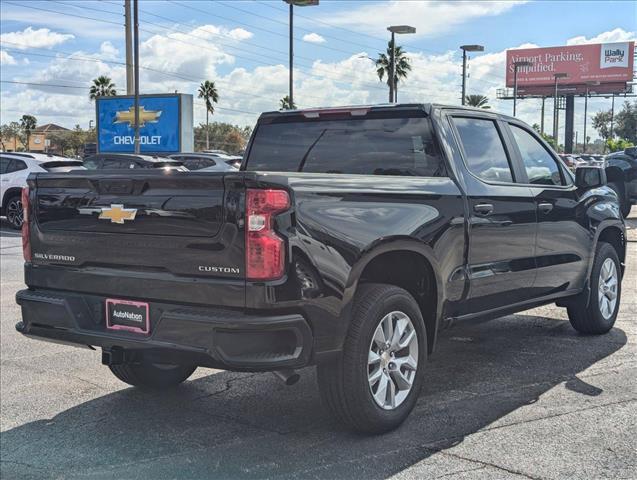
[598,258,618,320]
[367,310,419,410]
[7,199,23,229]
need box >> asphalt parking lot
[1,211,635,480]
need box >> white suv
[1,153,85,229]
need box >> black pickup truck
[16,104,626,433]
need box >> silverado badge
[98,204,137,224]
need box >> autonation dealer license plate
[106,299,150,334]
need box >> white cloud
[303,33,326,44]
[317,1,527,37]
[227,28,253,41]
[0,27,74,50]
[1,50,17,65]
[567,28,636,45]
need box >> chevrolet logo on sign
[97,204,138,224]
[114,106,162,128]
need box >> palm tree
[279,95,296,110]
[198,80,219,150]
[375,42,412,102]
[89,76,116,100]
[19,115,37,152]
[465,94,490,109]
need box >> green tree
[375,42,412,102]
[614,101,637,144]
[279,95,296,110]
[592,109,613,142]
[0,122,21,151]
[19,115,37,152]
[89,75,116,100]
[193,121,251,154]
[606,137,634,153]
[198,80,219,150]
[532,123,558,150]
[465,94,490,109]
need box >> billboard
[506,42,634,95]
[96,94,193,153]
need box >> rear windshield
[41,161,85,172]
[245,115,446,177]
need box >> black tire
[567,242,621,334]
[109,361,196,389]
[5,195,23,230]
[317,283,427,434]
[607,182,631,217]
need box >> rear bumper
[16,289,313,371]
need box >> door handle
[538,202,554,214]
[473,203,494,215]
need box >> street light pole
[512,60,532,116]
[386,25,416,104]
[133,0,140,154]
[288,2,293,107]
[460,44,484,106]
[284,1,319,109]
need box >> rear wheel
[567,242,621,334]
[5,195,23,230]
[317,284,427,434]
[109,361,196,389]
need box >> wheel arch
[595,224,626,278]
[342,240,443,355]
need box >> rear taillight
[21,187,31,262]
[245,188,290,280]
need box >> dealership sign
[96,94,193,153]
[506,42,634,95]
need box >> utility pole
[389,31,395,103]
[124,0,134,95]
[540,97,545,134]
[512,60,532,116]
[133,0,140,154]
[552,73,567,151]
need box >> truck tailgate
[26,171,247,307]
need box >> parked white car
[1,152,85,229]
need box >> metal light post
[512,60,532,116]
[133,0,140,154]
[284,0,318,109]
[387,25,415,103]
[583,81,599,153]
[460,44,484,105]
[552,73,567,150]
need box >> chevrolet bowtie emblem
[98,204,137,224]
[114,106,162,128]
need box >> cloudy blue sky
[0,0,635,141]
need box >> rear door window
[452,117,514,183]
[6,159,27,173]
[246,115,446,177]
[510,124,564,186]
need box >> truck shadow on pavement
[1,314,627,479]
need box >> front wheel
[5,195,24,230]
[109,360,196,389]
[567,242,621,334]
[317,284,427,434]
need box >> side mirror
[575,166,607,189]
